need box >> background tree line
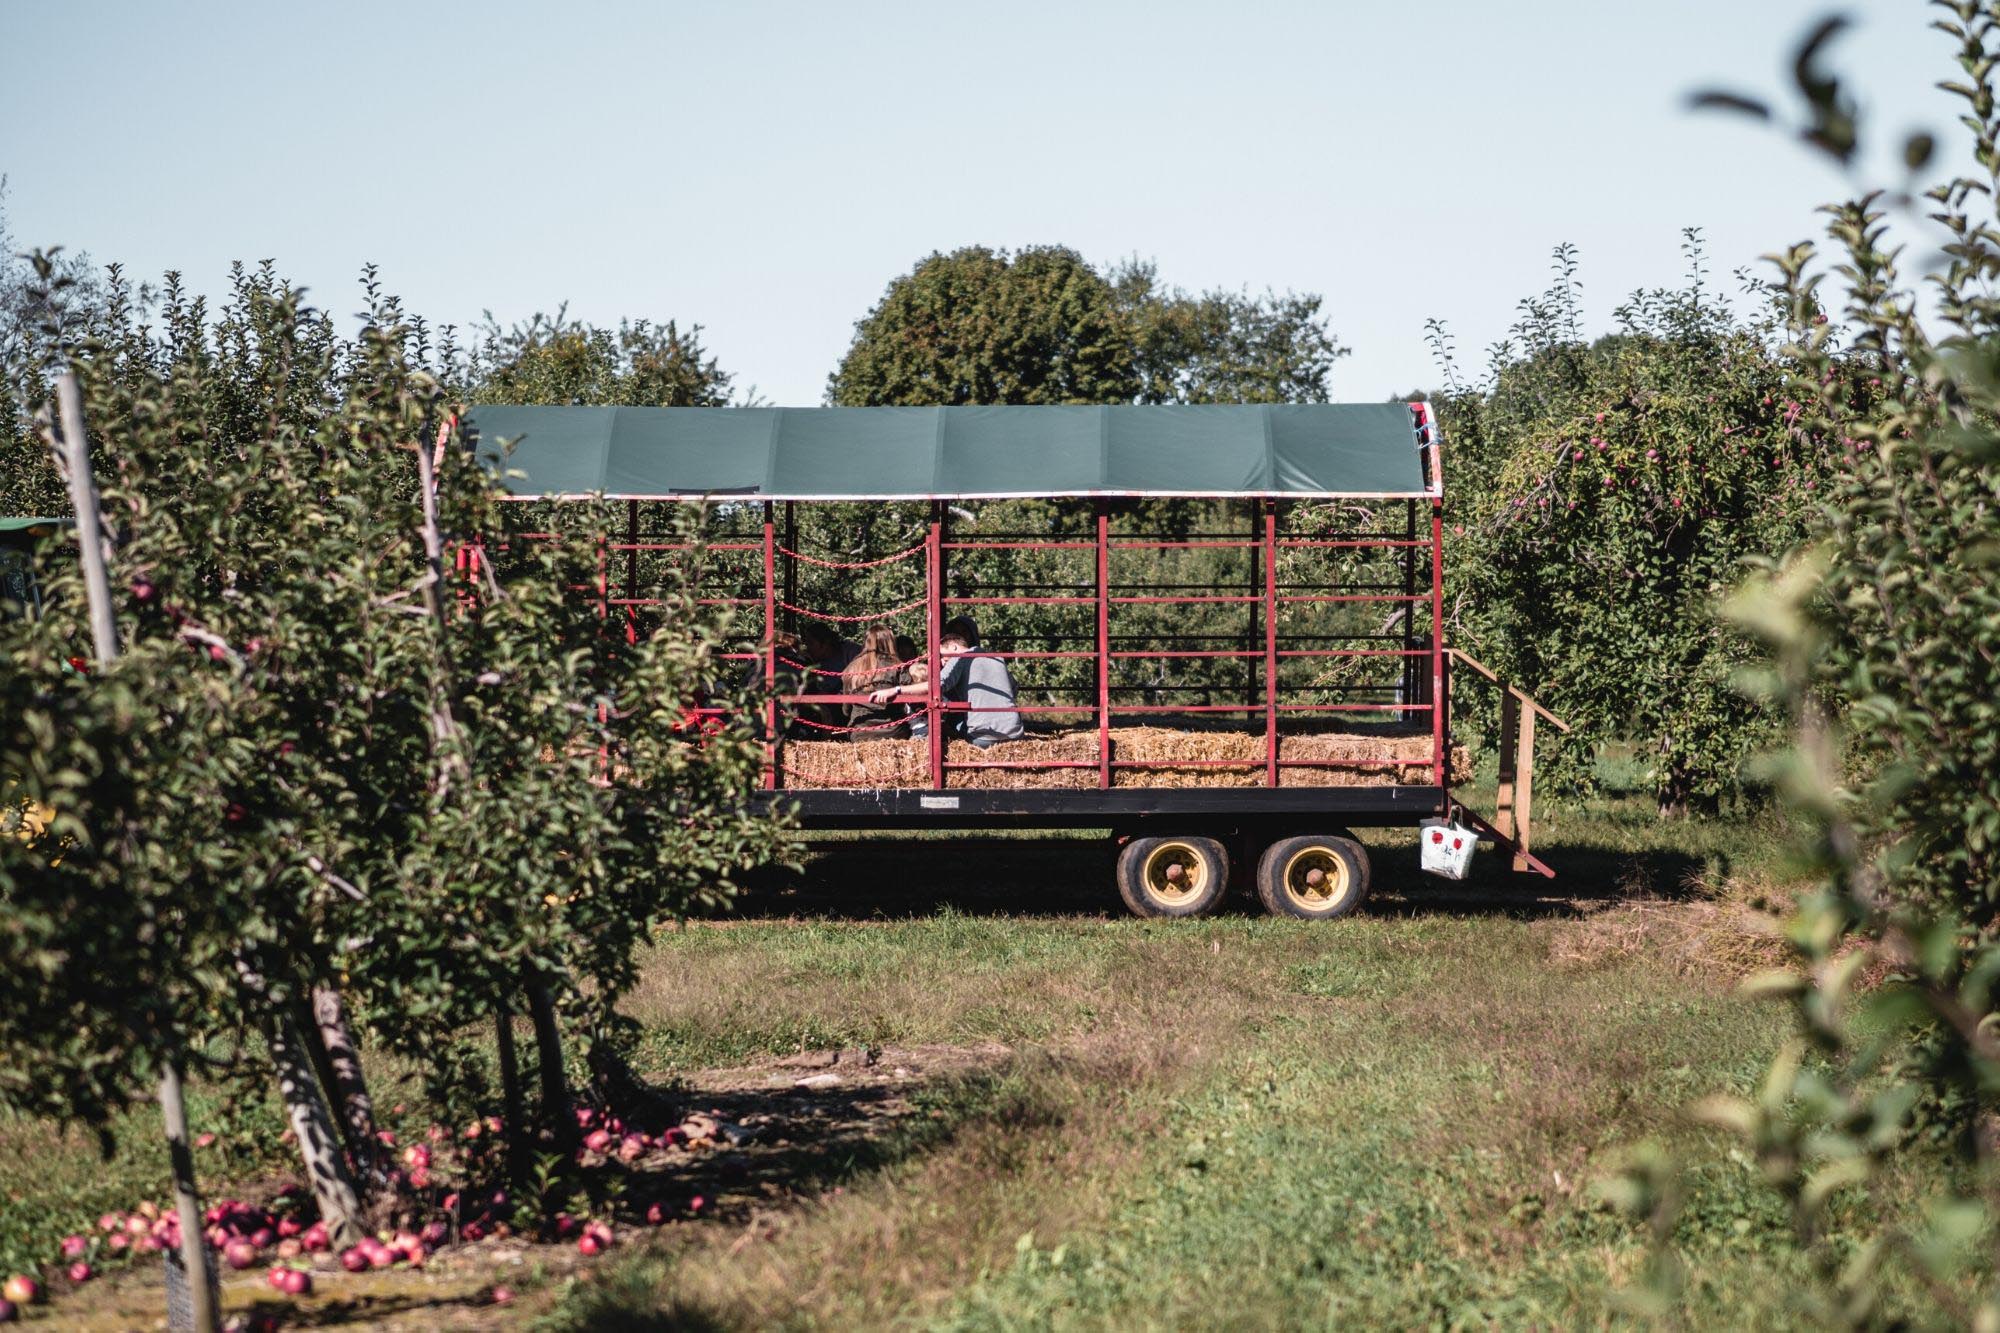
[0,202,1847,810]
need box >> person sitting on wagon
[840,623,907,738]
[797,622,860,731]
[741,631,805,738]
[870,619,1023,749]
[800,621,859,678]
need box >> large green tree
[1,255,785,1268]
[828,245,1135,406]
[466,306,736,407]
[1432,238,1828,813]
[827,245,1343,407]
[1112,259,1345,404]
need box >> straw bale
[780,726,1468,790]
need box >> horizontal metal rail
[556,482,1451,795]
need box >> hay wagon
[466,401,1563,919]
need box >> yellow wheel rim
[1141,842,1209,907]
[1282,846,1351,912]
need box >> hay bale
[779,726,1467,791]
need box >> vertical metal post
[1402,498,1418,718]
[53,375,118,664]
[1095,503,1110,789]
[595,528,609,622]
[51,371,219,1333]
[926,505,944,789]
[1245,498,1261,712]
[762,503,779,790]
[1430,500,1446,788]
[624,498,639,603]
[1263,500,1279,788]
[594,522,612,769]
[782,500,798,640]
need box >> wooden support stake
[1494,690,1521,844]
[51,371,219,1333]
[1513,702,1536,872]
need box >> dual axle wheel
[1115,833,1370,920]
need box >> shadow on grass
[727,832,1726,923]
[732,834,1119,919]
[530,1066,1031,1333]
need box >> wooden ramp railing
[1445,647,1571,875]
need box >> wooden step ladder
[1445,647,1571,877]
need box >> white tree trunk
[311,985,381,1189]
[267,1006,366,1248]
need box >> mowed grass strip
[564,893,1941,1329]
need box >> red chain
[777,596,927,623]
[784,713,911,736]
[777,542,925,570]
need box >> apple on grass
[1,1276,40,1306]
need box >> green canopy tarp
[463,403,1434,501]
[0,517,68,542]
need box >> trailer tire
[1256,835,1368,920]
[1116,836,1230,919]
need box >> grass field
[1,793,1964,1329]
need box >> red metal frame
[508,402,1449,795]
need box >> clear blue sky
[0,1,1945,404]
